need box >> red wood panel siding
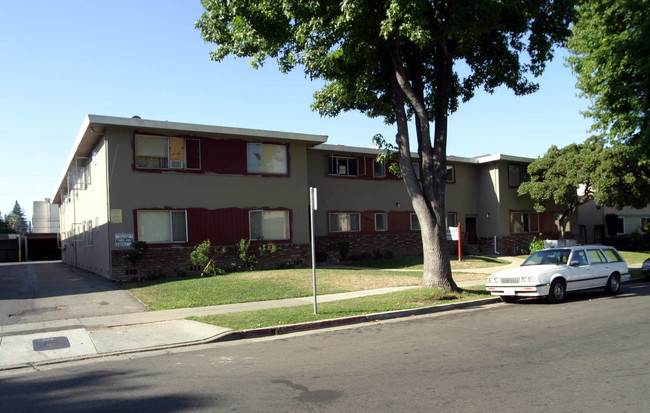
[187,208,249,245]
[201,139,247,174]
[389,211,416,232]
[186,139,201,169]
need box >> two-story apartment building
[53,115,573,281]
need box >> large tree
[5,201,28,234]
[197,0,574,291]
[519,138,650,237]
[567,0,650,157]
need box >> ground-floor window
[375,213,387,231]
[249,210,290,240]
[510,211,539,234]
[137,210,187,243]
[330,212,361,232]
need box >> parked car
[643,258,650,280]
[486,246,630,303]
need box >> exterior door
[465,217,478,245]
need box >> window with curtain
[247,143,288,174]
[137,210,187,243]
[249,210,290,240]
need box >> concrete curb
[1,297,501,373]
[212,297,502,342]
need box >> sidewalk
[0,260,518,373]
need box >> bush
[125,241,148,264]
[529,234,545,254]
[237,238,277,271]
[190,240,226,276]
[338,241,351,261]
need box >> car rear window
[602,249,623,263]
[587,249,607,264]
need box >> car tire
[501,296,516,303]
[605,274,621,295]
[547,279,566,304]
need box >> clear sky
[0,0,593,222]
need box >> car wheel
[501,296,516,303]
[605,274,621,295]
[547,279,565,303]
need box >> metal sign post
[309,187,318,314]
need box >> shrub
[338,241,351,261]
[190,240,226,276]
[125,241,148,264]
[237,238,277,271]
[529,234,545,254]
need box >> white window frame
[372,160,386,178]
[446,165,455,183]
[249,210,290,240]
[328,156,359,176]
[410,213,420,231]
[247,143,288,175]
[329,212,361,232]
[446,212,457,228]
[137,210,188,243]
[375,213,388,231]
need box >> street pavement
[0,256,578,373]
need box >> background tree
[519,138,650,237]
[197,0,574,291]
[0,211,14,234]
[5,201,28,234]
[567,0,650,158]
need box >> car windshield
[522,249,570,266]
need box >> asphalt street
[1,282,649,412]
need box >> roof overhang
[52,115,329,204]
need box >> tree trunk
[387,36,458,292]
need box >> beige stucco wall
[104,126,313,248]
[59,138,111,277]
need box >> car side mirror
[570,260,581,267]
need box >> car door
[586,248,610,287]
[566,249,593,291]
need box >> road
[1,282,650,412]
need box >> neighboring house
[52,115,573,281]
[579,201,650,243]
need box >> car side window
[602,249,623,263]
[587,249,606,264]
[572,250,588,266]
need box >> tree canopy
[567,0,650,157]
[518,139,650,237]
[197,0,575,291]
[5,201,29,234]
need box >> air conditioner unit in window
[169,160,184,169]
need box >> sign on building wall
[115,233,134,247]
[110,209,122,223]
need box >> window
[446,212,457,228]
[85,220,93,247]
[410,213,420,230]
[587,249,607,264]
[135,135,200,170]
[446,165,455,183]
[328,156,359,176]
[508,164,527,187]
[247,143,288,174]
[571,250,588,266]
[412,162,420,179]
[249,210,290,240]
[373,160,386,178]
[554,213,571,233]
[511,212,538,233]
[137,210,187,243]
[602,249,623,263]
[329,213,361,232]
[375,213,387,231]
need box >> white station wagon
[486,246,630,303]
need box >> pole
[309,187,318,314]
[457,222,462,261]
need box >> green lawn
[346,255,511,270]
[619,251,649,264]
[189,285,490,330]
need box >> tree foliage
[518,139,650,237]
[567,0,650,157]
[5,201,28,234]
[197,0,574,291]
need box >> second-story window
[372,160,386,178]
[247,143,288,174]
[135,135,200,170]
[329,156,359,176]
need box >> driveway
[0,261,146,326]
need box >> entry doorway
[465,217,478,245]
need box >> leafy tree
[518,139,650,237]
[567,0,650,157]
[0,211,13,234]
[5,201,28,234]
[197,0,574,291]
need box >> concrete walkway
[0,259,519,373]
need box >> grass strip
[189,285,489,330]
[346,255,511,270]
